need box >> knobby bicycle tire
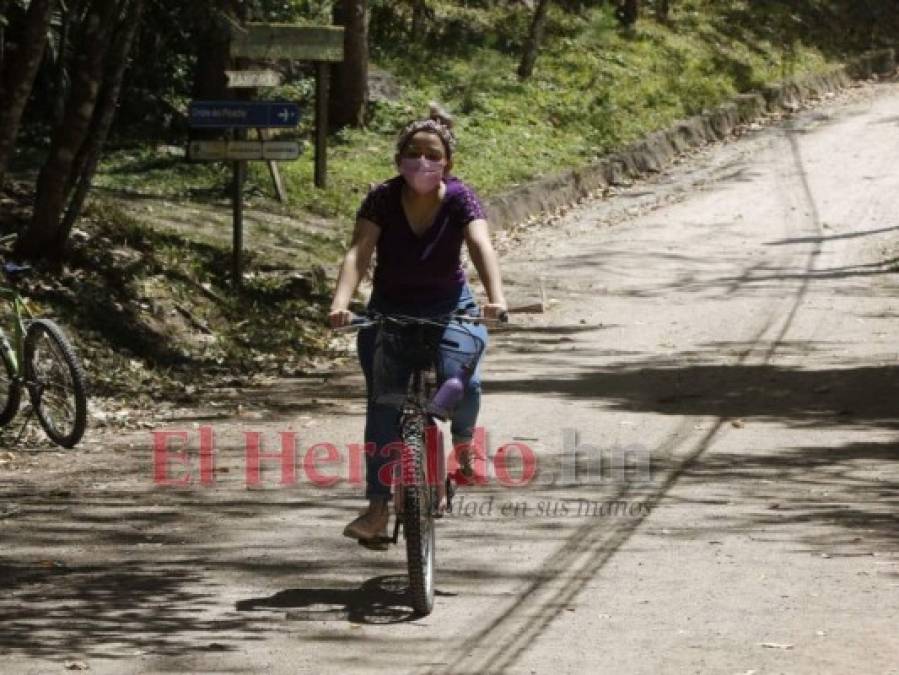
[0,333,20,426]
[24,319,87,448]
[401,412,436,616]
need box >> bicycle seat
[3,262,32,280]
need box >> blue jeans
[357,285,488,499]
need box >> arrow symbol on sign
[278,109,291,122]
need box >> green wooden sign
[230,24,345,62]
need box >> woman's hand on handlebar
[329,308,355,329]
[482,303,509,322]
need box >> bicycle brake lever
[332,313,376,332]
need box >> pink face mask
[400,157,444,194]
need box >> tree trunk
[517,0,551,81]
[616,0,639,27]
[410,0,427,39]
[0,0,57,187]
[18,0,117,259]
[52,2,74,126]
[655,0,669,21]
[191,0,242,103]
[56,0,144,257]
[329,0,368,129]
[0,0,9,75]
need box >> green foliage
[252,0,333,23]
[88,0,874,226]
[5,0,893,391]
[94,147,228,199]
[272,0,830,209]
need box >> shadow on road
[236,574,427,624]
[0,559,266,660]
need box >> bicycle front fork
[0,333,21,385]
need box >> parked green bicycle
[0,233,87,447]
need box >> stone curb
[483,48,897,231]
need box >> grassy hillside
[94,0,849,220]
[3,0,893,423]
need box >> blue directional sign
[189,101,301,129]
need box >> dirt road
[2,80,898,674]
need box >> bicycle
[0,233,88,448]
[340,309,503,616]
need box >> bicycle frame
[0,284,31,376]
[336,309,501,613]
[0,232,30,374]
[342,311,486,531]
[0,232,89,447]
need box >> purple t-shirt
[357,175,487,304]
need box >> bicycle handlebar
[337,309,507,331]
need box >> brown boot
[343,498,389,542]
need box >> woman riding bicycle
[328,105,507,544]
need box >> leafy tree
[192,0,244,104]
[330,0,369,129]
[17,0,144,259]
[655,0,669,21]
[616,0,638,27]
[0,0,57,187]
[409,0,433,40]
[517,0,551,80]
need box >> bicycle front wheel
[0,333,20,426]
[24,319,87,447]
[401,413,436,616]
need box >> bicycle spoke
[39,391,75,418]
[28,327,81,439]
[0,342,18,424]
[40,381,76,395]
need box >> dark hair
[395,103,457,159]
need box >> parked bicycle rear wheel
[24,319,87,447]
[0,333,20,426]
[401,413,436,616]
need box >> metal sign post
[229,23,344,189]
[187,100,302,289]
[224,68,287,201]
[315,62,329,189]
[232,154,245,287]
[182,21,343,290]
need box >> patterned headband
[395,118,457,158]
